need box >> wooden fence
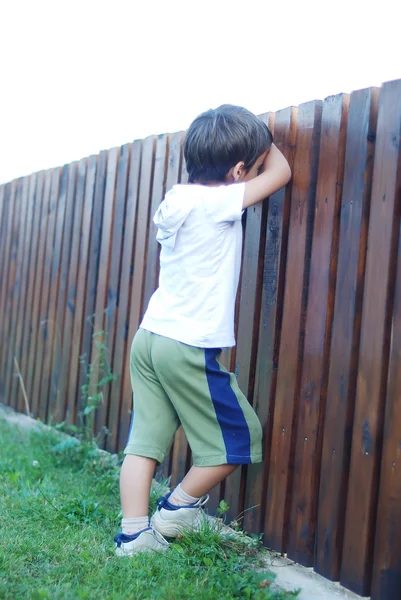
[1,78,401,598]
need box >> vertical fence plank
[65,156,98,429]
[119,136,156,449]
[0,185,5,246]
[51,163,78,423]
[76,151,107,426]
[315,87,379,581]
[107,140,142,450]
[57,160,87,424]
[38,165,69,421]
[16,173,45,412]
[0,182,18,389]
[95,145,130,439]
[264,100,322,552]
[230,112,278,523]
[243,108,297,535]
[10,175,37,410]
[26,170,52,415]
[86,147,118,434]
[0,183,13,399]
[110,141,141,453]
[287,94,349,566]
[341,79,401,596]
[33,168,61,422]
[3,178,30,407]
[371,217,401,600]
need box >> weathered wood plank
[118,136,155,449]
[34,168,61,422]
[109,141,141,453]
[341,79,401,596]
[86,147,118,434]
[38,165,69,420]
[51,163,78,423]
[56,160,87,425]
[287,93,349,566]
[315,87,379,581]
[16,173,45,412]
[3,178,30,407]
[264,100,322,552]
[26,170,52,415]
[10,175,37,411]
[76,151,108,428]
[0,182,17,391]
[243,109,297,535]
[95,145,130,441]
[65,156,98,429]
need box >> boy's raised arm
[243,144,291,209]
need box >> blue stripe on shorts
[204,349,251,462]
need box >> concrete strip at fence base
[266,554,370,600]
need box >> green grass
[0,416,299,600]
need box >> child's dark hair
[184,104,273,184]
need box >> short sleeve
[203,183,245,224]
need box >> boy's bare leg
[120,454,156,518]
[178,464,237,499]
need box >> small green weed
[0,416,299,599]
[55,319,118,443]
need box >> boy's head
[184,104,273,185]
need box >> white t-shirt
[140,182,245,348]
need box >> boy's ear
[227,161,245,182]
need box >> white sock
[121,516,149,534]
[169,483,200,506]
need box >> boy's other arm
[243,144,291,209]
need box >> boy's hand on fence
[243,144,291,210]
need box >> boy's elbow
[283,162,292,185]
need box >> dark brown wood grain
[65,156,98,429]
[16,173,45,413]
[51,163,78,423]
[243,109,297,536]
[119,136,156,449]
[112,141,142,453]
[95,145,130,440]
[56,160,87,425]
[34,168,61,423]
[10,175,37,411]
[26,170,52,415]
[315,87,379,582]
[0,182,17,384]
[38,165,70,420]
[340,79,401,596]
[371,172,401,600]
[76,151,108,428]
[264,100,322,552]
[287,93,349,566]
[2,178,29,408]
[86,147,118,434]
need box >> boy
[114,104,291,555]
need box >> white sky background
[0,0,400,184]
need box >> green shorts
[125,329,263,467]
